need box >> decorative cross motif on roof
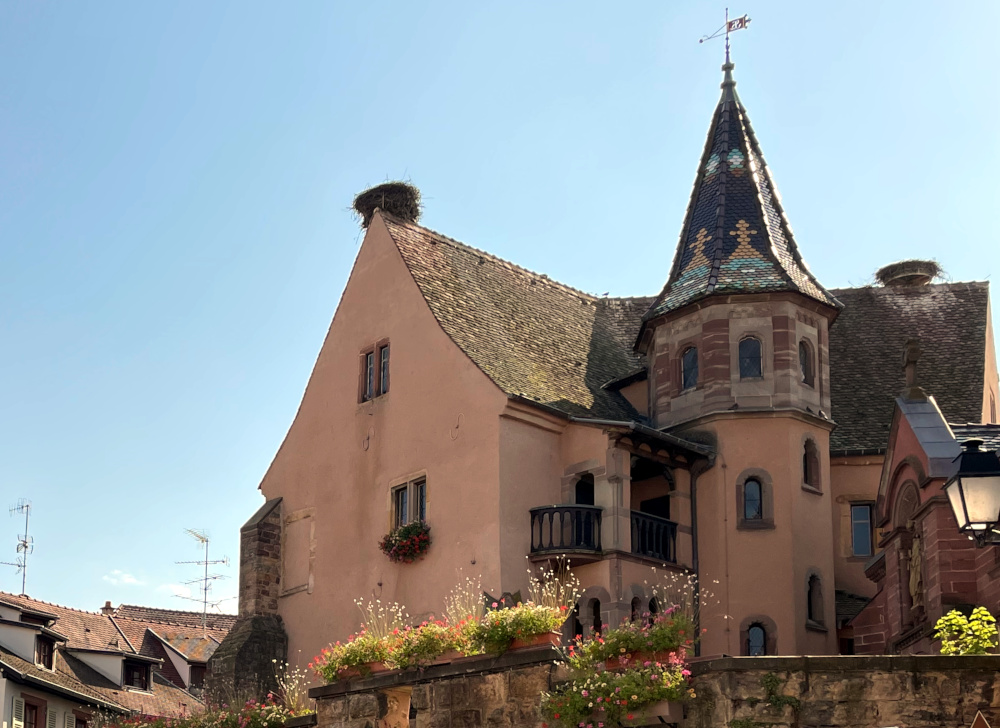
[685,228,712,269]
[728,219,762,259]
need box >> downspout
[689,455,714,657]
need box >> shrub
[569,608,696,668]
[309,630,389,681]
[379,521,431,563]
[934,607,999,655]
[387,620,458,669]
[99,697,293,728]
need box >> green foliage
[729,719,762,728]
[387,620,460,669]
[378,520,431,563]
[934,607,999,655]
[476,603,565,654]
[567,609,696,667]
[102,698,293,728]
[760,672,800,710]
[310,630,389,681]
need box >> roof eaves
[0,657,125,712]
[568,417,715,458]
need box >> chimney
[100,600,114,616]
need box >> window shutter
[12,698,25,728]
[46,708,57,728]
[65,714,76,728]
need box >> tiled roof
[644,63,839,321]
[835,590,871,627]
[0,592,135,653]
[0,645,125,710]
[382,212,651,419]
[829,283,989,452]
[951,423,1000,452]
[113,605,236,632]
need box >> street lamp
[944,439,1000,547]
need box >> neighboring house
[215,58,998,678]
[0,592,231,726]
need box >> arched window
[648,597,659,625]
[799,340,815,387]
[591,599,602,636]
[807,575,824,625]
[747,623,767,656]
[630,597,641,622]
[744,478,763,520]
[738,337,762,379]
[681,347,698,390]
[803,439,820,489]
[571,603,584,639]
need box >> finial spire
[701,9,751,80]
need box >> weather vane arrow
[699,8,752,63]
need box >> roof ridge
[0,592,102,615]
[378,211,601,303]
[829,280,990,293]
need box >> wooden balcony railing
[630,510,677,563]
[529,505,603,555]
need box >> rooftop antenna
[175,529,229,633]
[699,8,752,63]
[2,499,33,595]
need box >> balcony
[529,505,602,558]
[529,505,679,565]
[630,510,677,563]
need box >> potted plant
[476,602,566,654]
[379,521,431,563]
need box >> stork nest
[875,259,942,287]
[353,182,422,228]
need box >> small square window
[35,637,54,669]
[392,478,427,527]
[124,661,149,690]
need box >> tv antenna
[175,529,230,633]
[2,499,33,595]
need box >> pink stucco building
[210,60,999,685]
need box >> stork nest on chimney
[353,181,422,228]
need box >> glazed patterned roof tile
[645,64,839,320]
[381,212,651,419]
[828,282,989,452]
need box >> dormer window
[124,660,150,690]
[35,636,54,669]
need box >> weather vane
[699,8,752,63]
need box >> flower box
[337,660,389,679]
[621,700,684,726]
[604,650,674,670]
[510,631,561,650]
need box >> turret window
[743,478,763,520]
[807,574,825,626]
[803,439,821,490]
[738,337,762,379]
[747,623,767,656]
[799,340,815,387]
[681,347,698,390]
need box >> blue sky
[0,1,997,614]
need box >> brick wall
[308,651,1000,728]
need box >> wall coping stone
[307,646,560,699]
[689,654,1000,677]
[283,714,317,728]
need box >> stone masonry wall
[310,652,1000,728]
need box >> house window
[807,575,824,625]
[24,703,38,728]
[360,341,390,402]
[747,623,767,656]
[738,337,762,379]
[744,478,763,520]
[851,503,874,557]
[803,439,820,490]
[189,664,206,689]
[681,347,698,390]
[124,661,149,690]
[799,340,815,387]
[379,345,390,395]
[35,636,54,669]
[76,719,89,728]
[392,478,427,527]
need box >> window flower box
[510,631,561,650]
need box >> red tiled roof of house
[113,604,236,632]
[0,592,135,653]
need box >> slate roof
[835,590,871,627]
[951,423,1000,452]
[382,211,652,419]
[644,63,839,322]
[829,283,989,453]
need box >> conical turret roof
[643,63,840,322]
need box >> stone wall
[688,655,1000,728]
[309,652,1000,728]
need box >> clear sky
[0,1,997,614]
